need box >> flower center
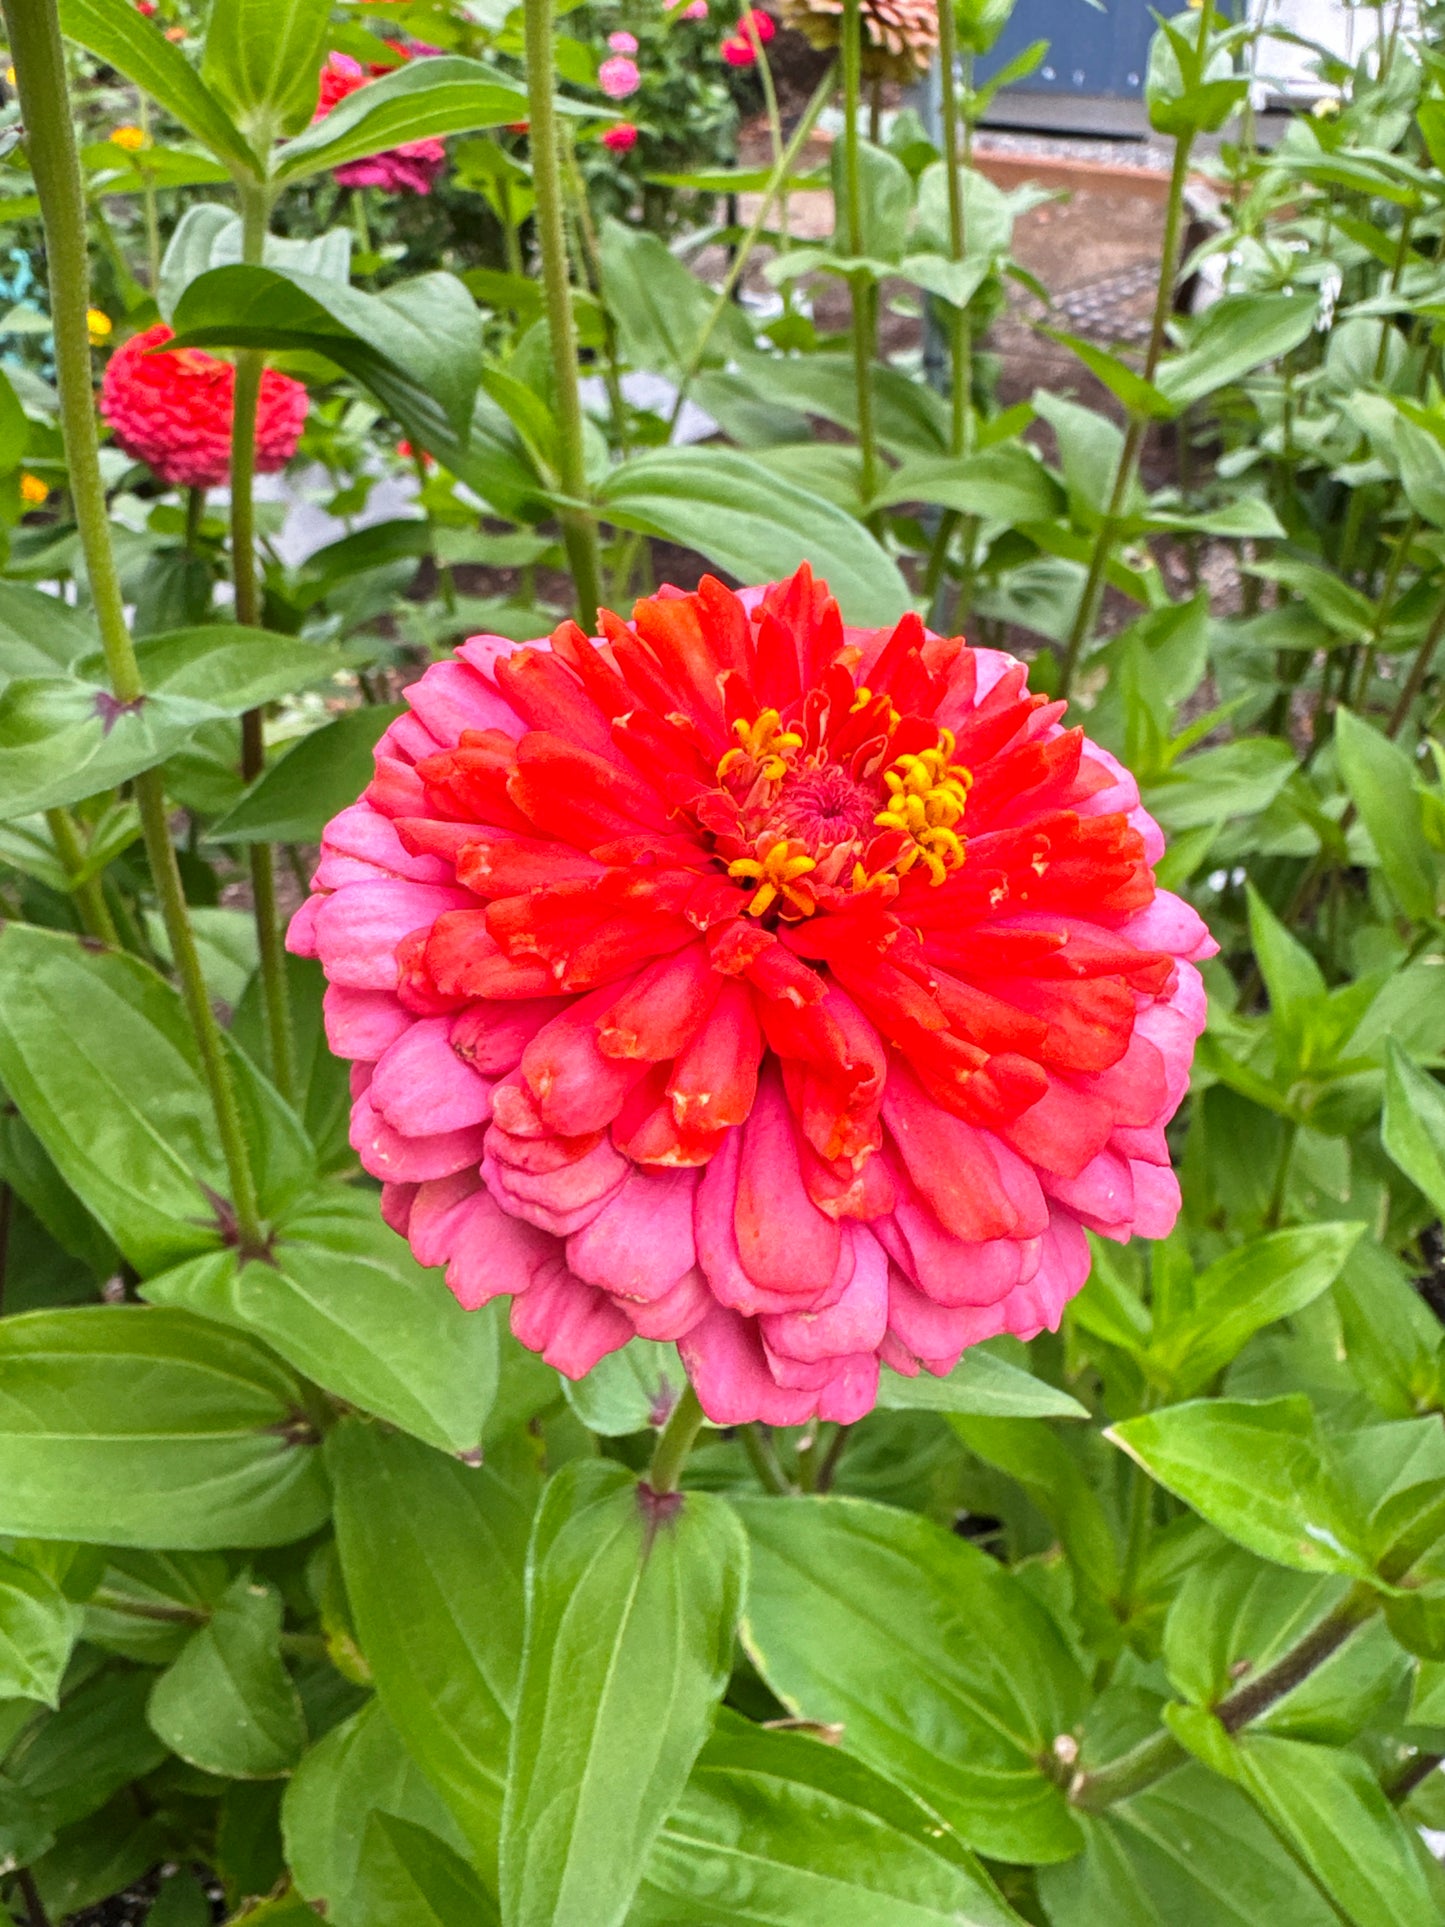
[711,703,972,919]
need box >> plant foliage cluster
[2,0,1445,1922]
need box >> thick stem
[46,806,119,944]
[840,0,877,504]
[5,0,262,1239]
[1059,88,1198,699]
[524,0,602,629]
[185,483,206,553]
[1070,1586,1376,1811]
[16,1869,51,1927]
[648,1382,706,1495]
[137,91,159,292]
[935,0,970,459]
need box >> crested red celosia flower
[98,323,308,490]
[289,569,1213,1426]
[315,52,447,195]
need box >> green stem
[498,174,523,280]
[648,1383,706,1495]
[524,0,602,629]
[936,0,971,459]
[1387,586,1445,737]
[742,1423,793,1495]
[840,0,877,504]
[230,183,295,1105]
[350,185,372,259]
[746,4,788,256]
[1059,81,1200,699]
[137,91,159,292]
[1070,1586,1376,1811]
[46,807,119,944]
[669,64,835,424]
[4,0,262,1241]
[185,482,206,553]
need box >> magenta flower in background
[602,121,640,151]
[598,53,642,98]
[315,51,447,196]
[608,29,639,52]
[682,0,709,16]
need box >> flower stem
[743,1423,793,1494]
[648,1382,706,1495]
[185,482,206,553]
[1058,26,1205,699]
[840,0,877,505]
[3,0,262,1241]
[524,0,602,630]
[935,0,971,461]
[137,92,160,292]
[1069,1585,1376,1810]
[230,182,296,1105]
[1387,585,1445,737]
[670,64,835,422]
[46,806,119,944]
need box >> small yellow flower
[3,66,14,87]
[1312,95,1341,119]
[109,124,148,152]
[86,308,112,344]
[19,472,48,507]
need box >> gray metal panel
[980,0,1156,114]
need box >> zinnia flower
[682,0,710,17]
[780,0,936,80]
[99,323,308,490]
[289,569,1212,1426]
[601,121,640,152]
[315,51,447,195]
[598,54,642,98]
[608,29,639,52]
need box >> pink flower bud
[602,121,640,151]
[607,30,639,52]
[682,0,709,16]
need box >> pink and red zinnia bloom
[99,323,307,490]
[290,570,1211,1426]
[315,51,447,195]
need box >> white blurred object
[1247,0,1420,106]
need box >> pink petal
[410,1174,558,1309]
[286,893,322,957]
[371,1015,494,1135]
[613,1265,712,1340]
[1042,1147,1134,1231]
[314,802,452,889]
[313,880,472,989]
[877,1187,1032,1309]
[381,1180,417,1235]
[451,998,560,1075]
[886,1268,1007,1360]
[1118,889,1217,963]
[566,1165,697,1298]
[510,1261,633,1376]
[1129,1160,1182,1239]
[406,657,523,742]
[323,984,413,1063]
[679,1306,818,1426]
[760,1225,887,1362]
[349,1089,488,1183]
[523,989,652,1134]
[734,1069,840,1294]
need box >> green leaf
[1245,558,1376,641]
[1145,737,1296,832]
[201,0,331,140]
[145,1188,499,1455]
[210,704,403,844]
[58,0,262,178]
[0,1306,329,1548]
[1162,1541,1356,1714]
[598,218,751,379]
[873,446,1063,525]
[561,1338,685,1437]
[0,1550,82,1705]
[147,1869,213,1927]
[351,1812,500,1927]
[832,139,912,262]
[7,1667,167,1835]
[271,57,534,185]
[328,1420,532,1874]
[1382,1040,1445,1218]
[148,1573,306,1778]
[1041,328,1173,420]
[1037,1762,1338,1927]
[172,265,484,447]
[83,1549,230,1664]
[874,1347,1088,1419]
[599,448,910,627]
[634,1709,1024,1927]
[0,583,98,686]
[1334,707,1438,922]
[284,1699,475,1919]
[0,675,224,820]
[949,1414,1121,1603]
[0,925,313,1274]
[1229,1733,1434,1927]
[1155,292,1319,409]
[736,1494,1086,1864]
[1150,1223,1363,1397]
[501,1460,747,1927]
[1108,1397,1373,1578]
[159,202,352,324]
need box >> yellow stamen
[871,728,972,887]
[86,308,112,343]
[19,472,48,507]
[109,124,148,151]
[728,834,818,917]
[716,708,804,783]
